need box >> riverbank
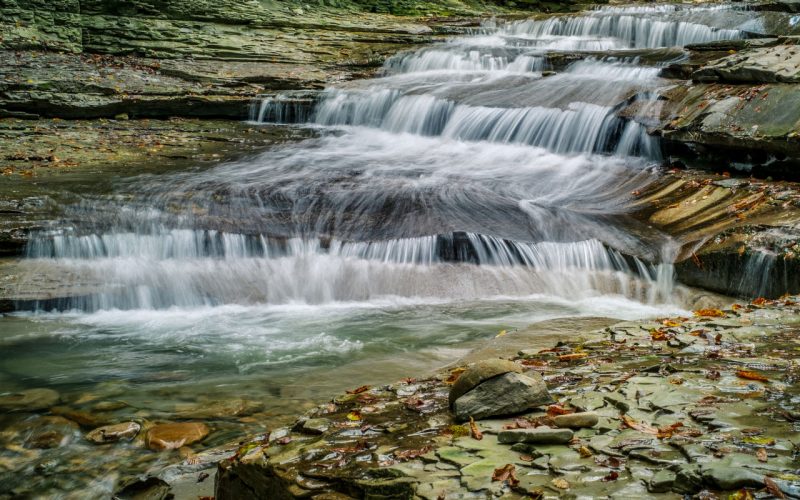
[211,295,800,499]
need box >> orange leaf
[694,308,725,318]
[558,352,588,362]
[756,448,768,463]
[650,329,670,341]
[444,368,465,385]
[547,404,574,417]
[736,370,769,383]
[752,297,768,306]
[469,417,483,441]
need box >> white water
[7,2,756,406]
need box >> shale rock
[448,358,522,407]
[146,422,209,451]
[701,465,765,491]
[452,371,552,422]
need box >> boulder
[448,358,522,407]
[146,422,210,451]
[497,427,574,445]
[452,371,552,422]
[702,465,764,491]
[552,412,598,429]
[86,422,141,444]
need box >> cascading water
[12,2,753,348]
[3,5,757,494]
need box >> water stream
[0,3,759,496]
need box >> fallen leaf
[492,464,519,487]
[736,370,769,383]
[752,297,768,306]
[547,404,574,417]
[656,422,684,439]
[346,411,362,421]
[728,488,754,500]
[347,385,371,395]
[694,308,726,318]
[469,417,483,441]
[558,352,588,362]
[394,445,432,461]
[444,367,465,385]
[765,477,786,499]
[756,448,768,463]
[622,415,657,434]
[551,478,569,490]
[578,446,593,458]
[651,329,669,341]
[602,471,619,482]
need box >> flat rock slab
[452,371,552,422]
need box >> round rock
[448,358,522,408]
[146,422,209,451]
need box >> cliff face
[0,0,581,119]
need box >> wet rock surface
[210,296,800,499]
[0,0,539,120]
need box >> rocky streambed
[210,298,800,499]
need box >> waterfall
[21,230,676,311]
[15,2,762,315]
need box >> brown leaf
[765,477,786,499]
[394,445,432,461]
[492,464,519,487]
[656,422,683,439]
[756,447,768,463]
[622,415,657,434]
[347,385,371,395]
[551,478,570,489]
[602,471,619,482]
[736,370,769,383]
[469,417,483,441]
[546,404,575,417]
[577,446,593,458]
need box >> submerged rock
[86,422,141,444]
[448,358,522,408]
[0,388,59,412]
[452,371,552,422]
[146,422,209,451]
